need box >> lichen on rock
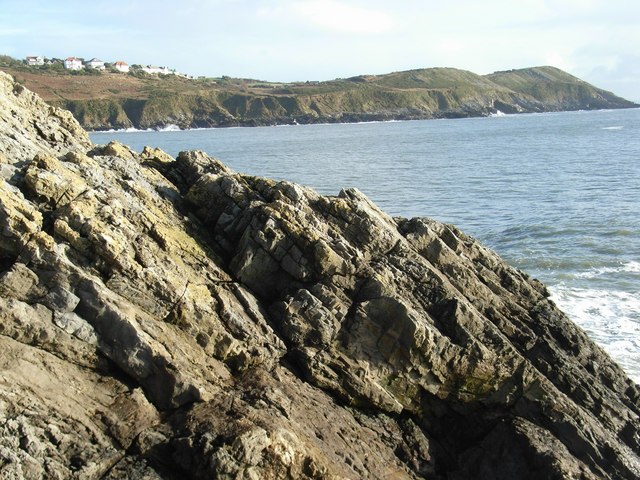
[1,70,640,479]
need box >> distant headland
[1,54,637,131]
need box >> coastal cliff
[2,65,637,130]
[2,70,640,479]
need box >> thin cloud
[291,0,395,34]
[0,27,28,36]
[1,0,638,98]
[543,52,575,72]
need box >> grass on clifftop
[1,63,636,130]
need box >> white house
[113,61,129,73]
[141,65,172,75]
[64,57,84,70]
[85,58,105,70]
[26,56,44,66]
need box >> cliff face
[3,65,637,130]
[1,71,640,479]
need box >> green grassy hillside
[486,66,631,110]
[1,64,636,130]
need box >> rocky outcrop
[1,70,640,479]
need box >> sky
[1,0,638,101]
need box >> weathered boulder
[1,70,639,479]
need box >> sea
[91,108,640,382]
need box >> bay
[91,108,640,381]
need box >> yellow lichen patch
[91,228,131,262]
[19,230,56,264]
[29,230,55,250]
[437,360,507,403]
[264,207,322,245]
[148,221,210,263]
[185,282,214,306]
[53,218,91,254]
[64,150,99,168]
[384,375,423,413]
[30,152,61,171]
[313,239,348,276]
[326,197,353,219]
[24,153,87,206]
[0,179,43,249]
[103,141,135,159]
[64,196,101,226]
[141,146,174,165]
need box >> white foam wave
[91,125,184,133]
[550,284,640,382]
[157,124,182,132]
[575,261,640,279]
[338,119,407,126]
[90,127,154,134]
[602,126,624,130]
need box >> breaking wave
[550,284,640,383]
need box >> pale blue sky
[1,0,638,101]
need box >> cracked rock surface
[1,70,640,479]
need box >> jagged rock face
[1,70,640,479]
[0,73,89,165]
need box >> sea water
[91,108,640,381]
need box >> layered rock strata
[1,70,639,479]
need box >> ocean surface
[91,108,640,382]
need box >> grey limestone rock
[1,70,640,479]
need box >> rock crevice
[1,71,640,479]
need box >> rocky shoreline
[85,111,508,134]
[87,102,639,133]
[2,70,640,479]
[64,94,639,132]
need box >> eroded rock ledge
[1,70,639,479]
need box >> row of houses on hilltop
[62,57,132,72]
[25,55,185,76]
[26,55,130,72]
